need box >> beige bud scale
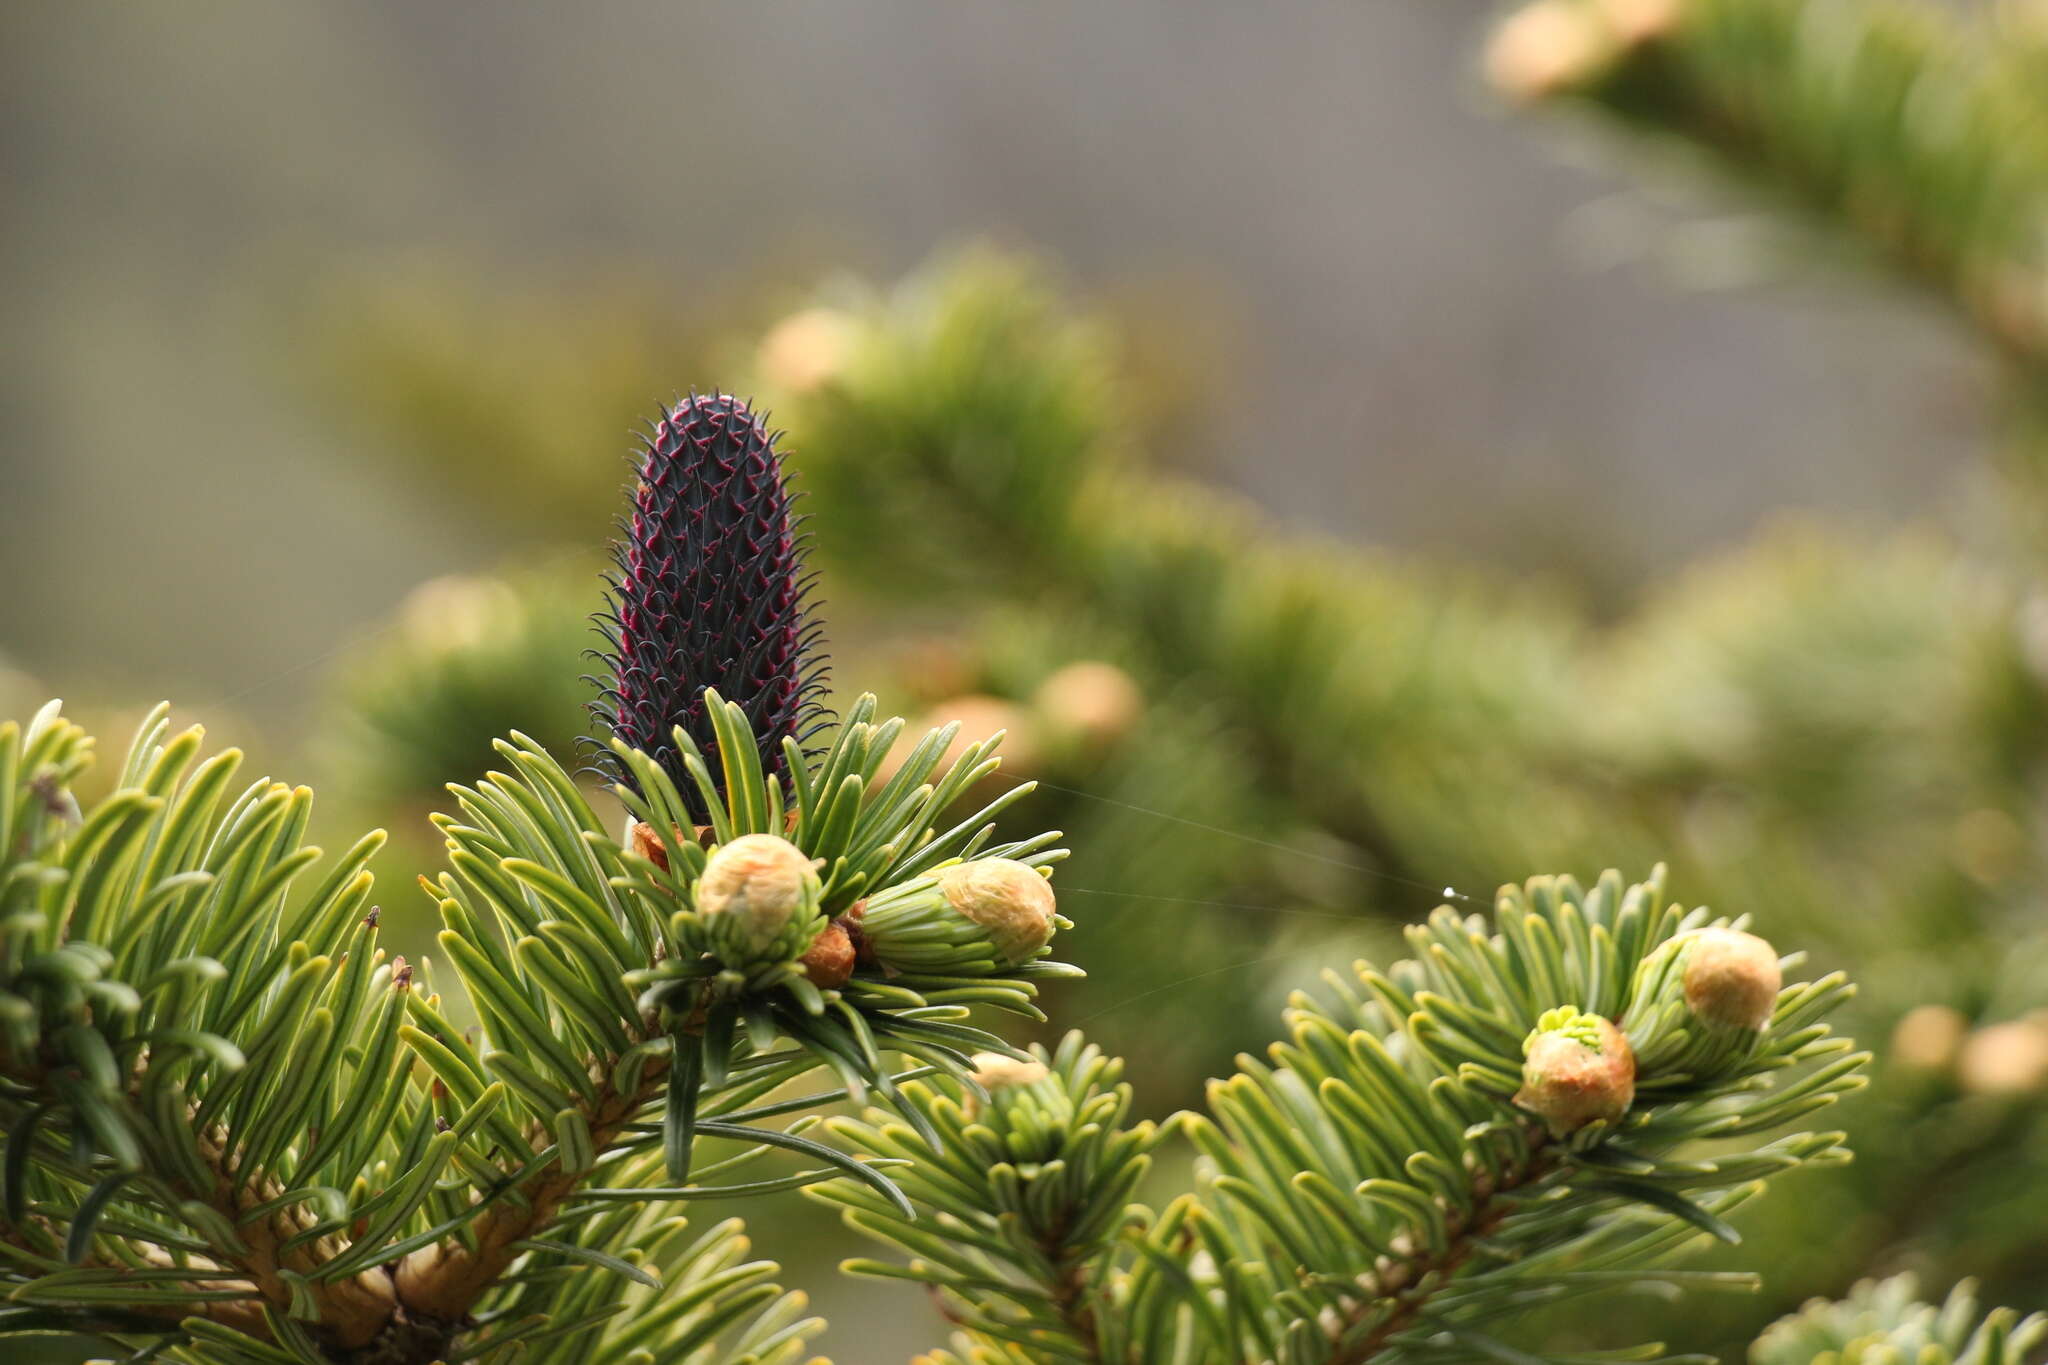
[855,855,1064,977]
[1681,928,1782,1032]
[695,833,824,961]
[934,859,1057,966]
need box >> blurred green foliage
[1751,1275,2045,1365]
[295,261,783,545]
[1484,0,2048,378]
[317,565,602,817]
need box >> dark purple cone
[585,393,830,817]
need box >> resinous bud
[799,919,858,989]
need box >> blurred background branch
[1487,0,2048,376]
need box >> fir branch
[1752,1274,2047,1365]
[385,700,1075,1345]
[816,1037,1162,1363]
[1,696,1074,1364]
[387,1044,664,1326]
[1484,0,2048,375]
[826,868,1868,1365]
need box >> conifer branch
[0,688,1075,1364]
[1483,0,2048,375]
[823,868,1867,1365]
[1751,1274,2046,1365]
[816,1037,1162,1363]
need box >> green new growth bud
[694,833,825,965]
[858,857,1061,976]
[1515,1008,1636,1136]
[1682,928,1783,1032]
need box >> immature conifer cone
[586,393,829,817]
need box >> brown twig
[1322,1136,1560,1365]
[387,1057,665,1328]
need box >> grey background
[1,1,1986,719]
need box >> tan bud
[1515,1014,1636,1136]
[800,920,858,989]
[1682,929,1782,1031]
[1034,661,1144,750]
[968,1050,1051,1092]
[1484,0,1616,103]
[756,307,857,394]
[935,858,1058,965]
[696,834,820,957]
[1890,1004,1968,1072]
[1957,1018,2048,1095]
[962,1049,1052,1119]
